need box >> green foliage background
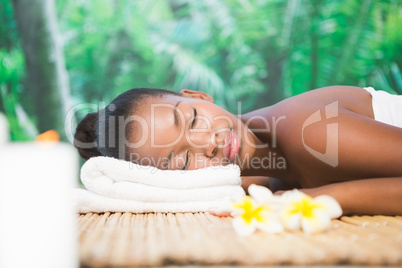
[0,0,401,140]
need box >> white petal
[230,207,242,215]
[232,217,257,236]
[313,195,343,218]
[280,189,305,202]
[301,210,331,234]
[267,201,286,213]
[281,211,301,231]
[248,184,273,203]
[257,218,284,234]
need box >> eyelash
[182,151,190,170]
[183,108,197,170]
[206,147,217,159]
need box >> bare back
[242,86,402,187]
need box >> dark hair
[74,88,179,161]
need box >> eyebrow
[173,101,181,127]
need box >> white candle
[0,113,9,145]
[0,142,78,268]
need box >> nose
[187,130,224,158]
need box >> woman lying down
[74,86,402,216]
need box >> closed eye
[191,108,197,129]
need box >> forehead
[126,95,184,167]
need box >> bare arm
[241,176,297,194]
[211,177,402,217]
[241,176,270,194]
[299,177,402,216]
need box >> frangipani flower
[280,189,342,234]
[230,184,283,236]
[247,184,286,210]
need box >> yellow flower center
[290,195,323,218]
[232,196,268,224]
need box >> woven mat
[78,212,402,267]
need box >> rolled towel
[74,189,234,213]
[81,156,242,189]
[76,156,245,213]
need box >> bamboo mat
[78,212,402,267]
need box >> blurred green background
[0,0,401,142]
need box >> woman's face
[127,90,258,171]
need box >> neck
[240,141,287,177]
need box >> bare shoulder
[270,85,374,140]
[273,85,374,119]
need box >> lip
[224,130,240,161]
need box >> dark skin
[129,86,402,216]
[239,86,402,216]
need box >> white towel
[75,156,245,213]
[364,87,402,128]
[74,188,235,213]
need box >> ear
[179,89,214,103]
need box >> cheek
[189,156,211,170]
[153,130,182,147]
[212,113,238,130]
[150,121,184,147]
[169,155,187,170]
[197,103,238,130]
[194,115,212,130]
[190,154,230,170]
